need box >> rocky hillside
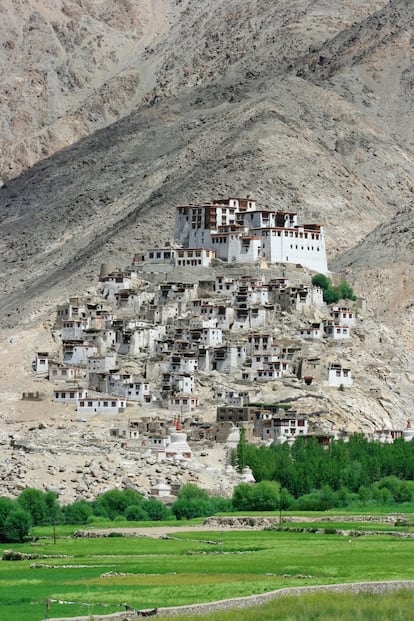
[0,0,414,444]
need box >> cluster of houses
[33,196,412,456]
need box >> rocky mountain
[0,0,414,492]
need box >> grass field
[1,517,413,621]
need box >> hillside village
[4,196,414,504]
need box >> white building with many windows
[175,197,328,272]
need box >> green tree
[64,500,92,525]
[3,509,32,543]
[232,483,255,511]
[0,497,17,542]
[143,499,171,521]
[311,274,330,290]
[125,504,149,521]
[17,488,47,526]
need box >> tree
[143,499,171,521]
[3,509,32,543]
[64,500,92,525]
[250,481,280,511]
[125,504,149,521]
[232,483,255,511]
[17,489,47,526]
[0,497,17,542]
[311,274,330,290]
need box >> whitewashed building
[77,397,127,414]
[53,388,88,403]
[328,363,353,387]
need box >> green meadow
[0,517,414,621]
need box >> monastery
[33,196,410,461]
[175,197,328,273]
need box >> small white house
[168,394,200,412]
[329,305,356,327]
[49,365,81,382]
[328,363,353,387]
[299,322,323,340]
[35,352,50,373]
[323,320,351,339]
[77,398,127,414]
[53,388,88,403]
[87,354,117,374]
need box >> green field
[1,519,413,621]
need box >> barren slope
[1,0,414,334]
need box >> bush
[3,509,32,543]
[172,498,213,520]
[64,500,92,525]
[143,499,171,521]
[125,504,149,521]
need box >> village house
[254,409,308,442]
[100,271,132,298]
[323,319,351,339]
[256,361,289,381]
[63,342,99,365]
[77,397,127,414]
[54,297,86,328]
[101,373,153,403]
[48,364,83,382]
[35,351,52,374]
[162,372,195,395]
[168,394,200,412]
[87,354,117,374]
[329,305,356,327]
[299,322,323,340]
[53,387,88,403]
[328,362,353,387]
[61,319,90,340]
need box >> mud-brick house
[35,351,53,373]
[76,397,127,414]
[109,420,140,441]
[139,303,180,325]
[53,387,88,403]
[87,354,117,374]
[328,362,353,387]
[213,388,262,406]
[162,372,194,395]
[256,362,288,381]
[251,353,286,371]
[63,342,98,365]
[270,284,323,312]
[216,405,256,424]
[176,248,215,267]
[254,409,308,442]
[48,364,83,382]
[54,297,86,328]
[117,323,166,356]
[61,319,89,340]
[157,282,198,304]
[329,305,356,327]
[248,333,277,353]
[215,276,238,295]
[106,374,153,403]
[233,306,266,331]
[297,357,323,382]
[167,353,198,374]
[189,326,223,347]
[168,394,200,412]
[100,272,132,298]
[211,344,247,372]
[299,322,323,340]
[323,320,351,339]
